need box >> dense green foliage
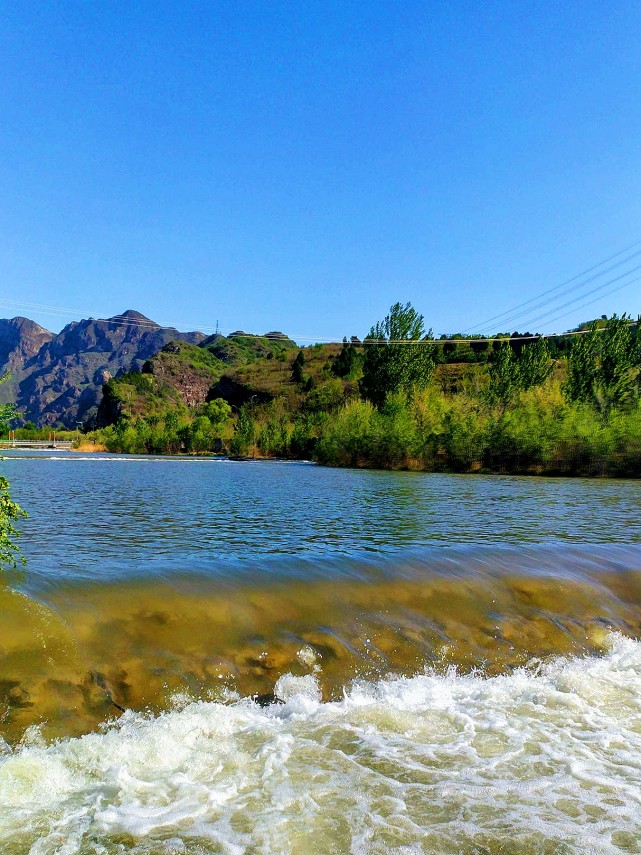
[488,339,552,407]
[203,332,296,364]
[332,341,363,379]
[0,476,27,570]
[315,382,641,476]
[0,376,27,570]
[97,398,232,455]
[564,315,640,413]
[313,313,641,475]
[84,310,641,477]
[291,350,305,384]
[0,425,77,441]
[360,302,436,407]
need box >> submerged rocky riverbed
[2,452,641,852]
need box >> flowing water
[2,452,641,853]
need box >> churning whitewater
[1,633,641,854]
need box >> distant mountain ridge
[0,310,205,426]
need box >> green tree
[332,342,359,378]
[487,344,521,407]
[291,350,305,384]
[0,477,27,570]
[442,340,457,360]
[182,415,215,453]
[0,402,17,433]
[488,338,551,408]
[360,302,436,408]
[564,315,638,412]
[563,327,597,405]
[469,338,490,360]
[0,377,26,570]
[519,337,551,390]
[199,398,232,430]
[229,406,255,456]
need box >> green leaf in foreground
[0,372,27,571]
[0,475,27,570]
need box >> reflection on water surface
[2,454,641,852]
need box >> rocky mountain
[0,317,54,368]
[0,310,205,427]
[0,318,55,408]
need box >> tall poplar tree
[564,315,639,413]
[360,302,436,407]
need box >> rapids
[2,451,641,851]
[1,635,641,853]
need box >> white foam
[2,634,641,853]
[13,456,230,463]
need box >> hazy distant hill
[0,310,205,426]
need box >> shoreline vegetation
[5,305,641,478]
[0,377,27,571]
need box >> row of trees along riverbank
[88,304,641,477]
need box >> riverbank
[79,375,641,477]
[72,441,108,452]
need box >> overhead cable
[462,236,641,334]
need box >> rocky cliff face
[0,318,55,408]
[0,310,204,426]
[0,317,54,368]
[142,342,222,408]
[93,341,226,428]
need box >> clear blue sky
[1,1,640,341]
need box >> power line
[0,295,636,346]
[462,236,641,334]
[0,298,331,342]
[0,298,336,342]
[0,296,637,344]
[2,297,634,345]
[520,277,641,334]
[1,238,641,345]
[502,262,641,333]
[470,251,641,334]
[360,324,639,345]
[0,300,185,331]
[0,300,218,334]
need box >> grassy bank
[84,376,641,477]
[315,382,641,477]
[75,311,641,477]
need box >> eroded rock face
[144,345,217,408]
[0,310,205,427]
[0,317,53,368]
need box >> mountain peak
[11,316,52,335]
[0,317,54,372]
[108,310,159,327]
[0,311,205,427]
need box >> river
[1,451,641,853]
